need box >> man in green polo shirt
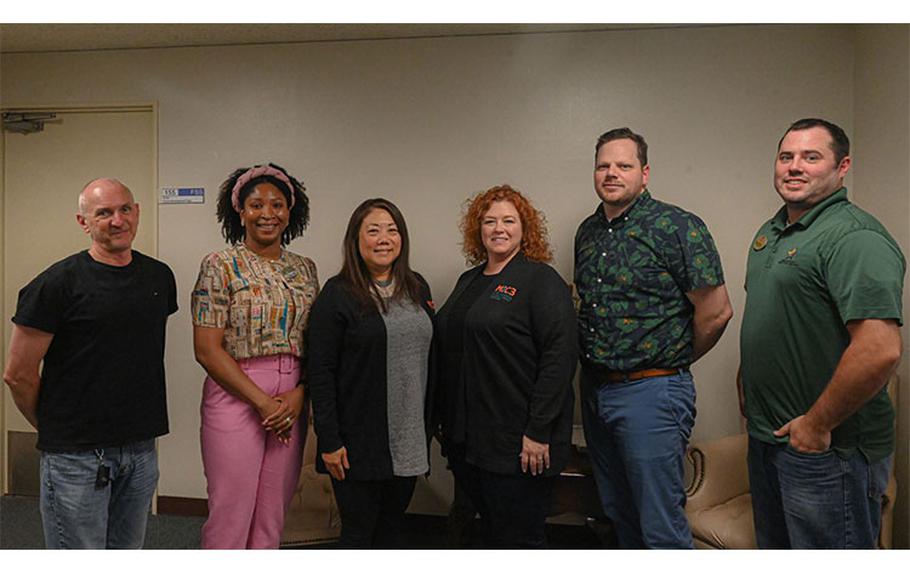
[739,118,904,549]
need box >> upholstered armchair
[684,379,899,549]
[684,432,755,549]
[280,403,342,546]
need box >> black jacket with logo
[435,253,577,476]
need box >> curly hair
[215,162,310,246]
[459,184,553,266]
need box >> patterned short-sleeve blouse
[191,243,319,360]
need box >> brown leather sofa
[684,379,899,549]
[280,403,341,546]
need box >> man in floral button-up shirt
[575,128,733,548]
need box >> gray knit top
[381,298,433,476]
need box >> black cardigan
[306,274,436,480]
[435,253,577,476]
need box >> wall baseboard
[157,495,208,517]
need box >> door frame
[0,102,159,495]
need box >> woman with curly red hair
[436,185,577,548]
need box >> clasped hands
[259,385,305,445]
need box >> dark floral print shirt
[574,190,724,370]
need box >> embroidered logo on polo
[778,247,798,265]
[490,283,517,302]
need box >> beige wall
[853,24,910,549]
[0,93,5,493]
[2,24,902,529]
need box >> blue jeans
[39,438,159,549]
[581,368,696,549]
[747,436,891,549]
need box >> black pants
[446,476,479,548]
[330,475,417,549]
[450,453,554,548]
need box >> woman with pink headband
[191,163,317,548]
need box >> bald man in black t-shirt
[3,178,177,549]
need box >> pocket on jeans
[782,444,835,459]
[866,454,892,499]
[661,376,696,438]
[43,451,99,486]
[778,445,843,489]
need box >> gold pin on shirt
[753,235,768,251]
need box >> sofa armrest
[685,433,750,513]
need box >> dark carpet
[1,495,204,549]
[1,495,605,549]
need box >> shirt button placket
[766,232,785,269]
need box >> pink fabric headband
[231,165,295,212]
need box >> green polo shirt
[740,188,905,462]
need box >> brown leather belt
[587,367,684,384]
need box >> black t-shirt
[12,250,178,451]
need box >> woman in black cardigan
[436,185,577,548]
[307,198,435,548]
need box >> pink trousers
[200,354,305,549]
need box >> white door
[1,106,156,494]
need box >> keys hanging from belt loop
[94,449,111,488]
